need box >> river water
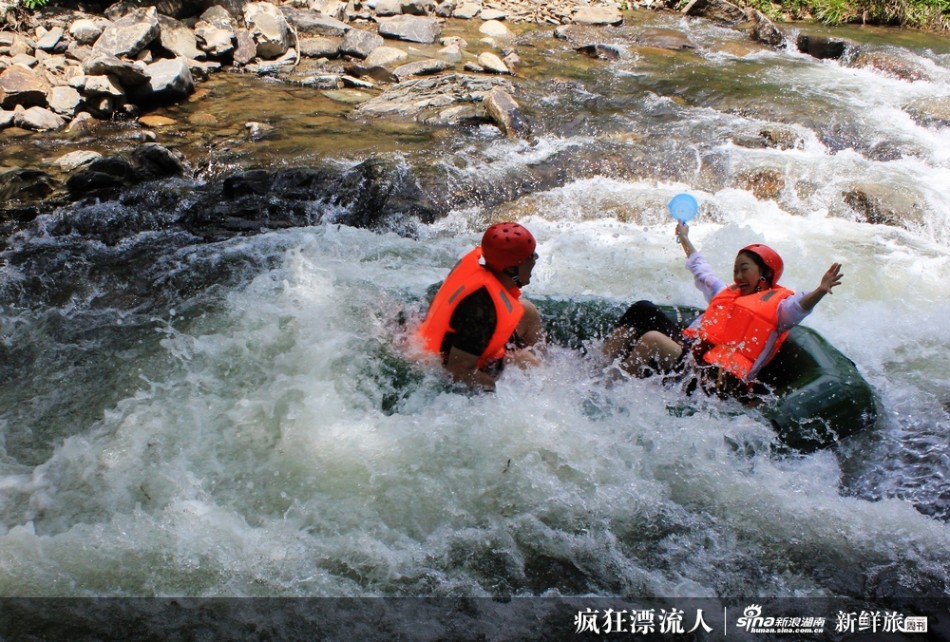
[1,9,949,637]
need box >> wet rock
[295,74,344,89]
[346,60,397,83]
[759,126,802,150]
[735,167,784,200]
[66,154,135,194]
[750,10,785,47]
[354,72,511,127]
[477,51,510,74]
[335,156,439,228]
[245,121,277,140]
[437,43,463,63]
[92,6,161,58]
[903,97,950,129]
[848,48,930,82]
[843,183,924,228]
[577,43,622,60]
[130,142,188,179]
[796,34,850,60]
[378,15,442,44]
[635,28,696,51]
[0,168,56,204]
[484,86,529,138]
[66,111,99,134]
[62,144,185,199]
[55,150,103,172]
[0,64,51,109]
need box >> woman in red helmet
[418,222,543,391]
[604,221,843,398]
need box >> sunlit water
[1,13,948,610]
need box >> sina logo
[736,604,772,632]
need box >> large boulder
[848,48,931,82]
[843,183,924,228]
[195,6,237,57]
[378,15,442,44]
[48,86,83,116]
[340,28,384,59]
[572,6,623,26]
[131,57,195,103]
[82,53,150,87]
[244,1,294,59]
[13,105,66,131]
[0,65,50,109]
[797,34,850,60]
[750,10,785,47]
[92,6,161,58]
[158,15,204,60]
[69,18,110,45]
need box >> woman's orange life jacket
[417,247,524,369]
[684,284,794,381]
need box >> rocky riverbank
[2,0,948,233]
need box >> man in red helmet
[418,222,543,390]
[604,220,843,397]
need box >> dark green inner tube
[535,297,879,453]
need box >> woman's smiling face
[733,251,765,295]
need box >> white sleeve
[776,291,812,332]
[686,253,727,303]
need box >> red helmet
[741,243,784,286]
[481,222,536,271]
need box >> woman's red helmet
[481,222,536,271]
[741,243,784,286]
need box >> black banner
[0,597,947,641]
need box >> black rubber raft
[535,297,879,453]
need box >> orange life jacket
[417,247,524,369]
[684,284,794,381]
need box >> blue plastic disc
[668,193,698,223]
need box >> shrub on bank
[744,0,949,29]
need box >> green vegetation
[747,0,950,29]
[8,0,949,31]
[17,0,50,10]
